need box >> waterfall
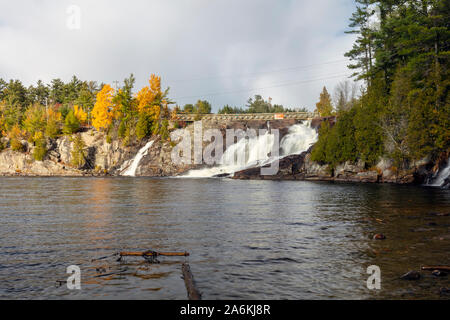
[427,157,450,188]
[121,140,155,177]
[184,121,318,178]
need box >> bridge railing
[174,112,320,121]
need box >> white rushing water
[121,140,155,177]
[184,121,318,178]
[427,157,450,188]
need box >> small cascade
[121,140,155,177]
[184,121,318,178]
[427,157,450,188]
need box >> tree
[28,80,49,105]
[136,112,151,140]
[219,105,244,114]
[71,134,87,168]
[344,0,376,84]
[32,131,47,161]
[194,100,212,114]
[183,104,195,113]
[49,79,65,105]
[23,104,45,139]
[9,125,24,152]
[113,74,137,121]
[315,87,334,117]
[92,84,115,131]
[136,74,172,135]
[334,81,358,113]
[45,108,62,138]
[73,105,87,125]
[63,110,80,134]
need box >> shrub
[118,120,127,139]
[160,119,169,141]
[71,134,87,168]
[11,138,25,152]
[32,136,47,161]
[63,110,80,135]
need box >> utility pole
[113,80,119,91]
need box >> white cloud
[0,0,357,111]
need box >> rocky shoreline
[0,119,448,188]
[232,147,447,186]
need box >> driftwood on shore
[421,266,450,272]
[119,251,190,257]
[182,263,202,300]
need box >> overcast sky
[0,0,357,112]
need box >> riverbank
[232,148,450,188]
[0,119,448,188]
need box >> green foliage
[246,95,286,113]
[183,104,195,113]
[194,100,212,114]
[45,118,61,139]
[71,134,87,168]
[23,105,45,138]
[113,74,137,120]
[311,109,358,167]
[315,87,334,117]
[218,105,245,114]
[136,113,151,140]
[323,0,450,169]
[63,110,80,135]
[118,120,127,139]
[160,119,169,141]
[32,137,47,161]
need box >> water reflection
[0,177,448,299]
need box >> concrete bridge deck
[175,112,319,122]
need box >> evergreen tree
[63,110,80,135]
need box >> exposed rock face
[0,130,139,176]
[232,148,444,185]
[0,149,82,176]
[233,147,334,181]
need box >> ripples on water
[0,177,449,299]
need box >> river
[0,177,449,299]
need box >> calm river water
[0,177,449,300]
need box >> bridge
[174,112,320,122]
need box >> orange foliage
[92,85,115,131]
[73,105,88,124]
[136,74,162,115]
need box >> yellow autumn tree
[315,87,334,117]
[73,105,88,124]
[136,74,163,120]
[45,108,62,138]
[92,84,115,131]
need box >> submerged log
[119,251,189,257]
[421,266,450,272]
[182,263,202,300]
